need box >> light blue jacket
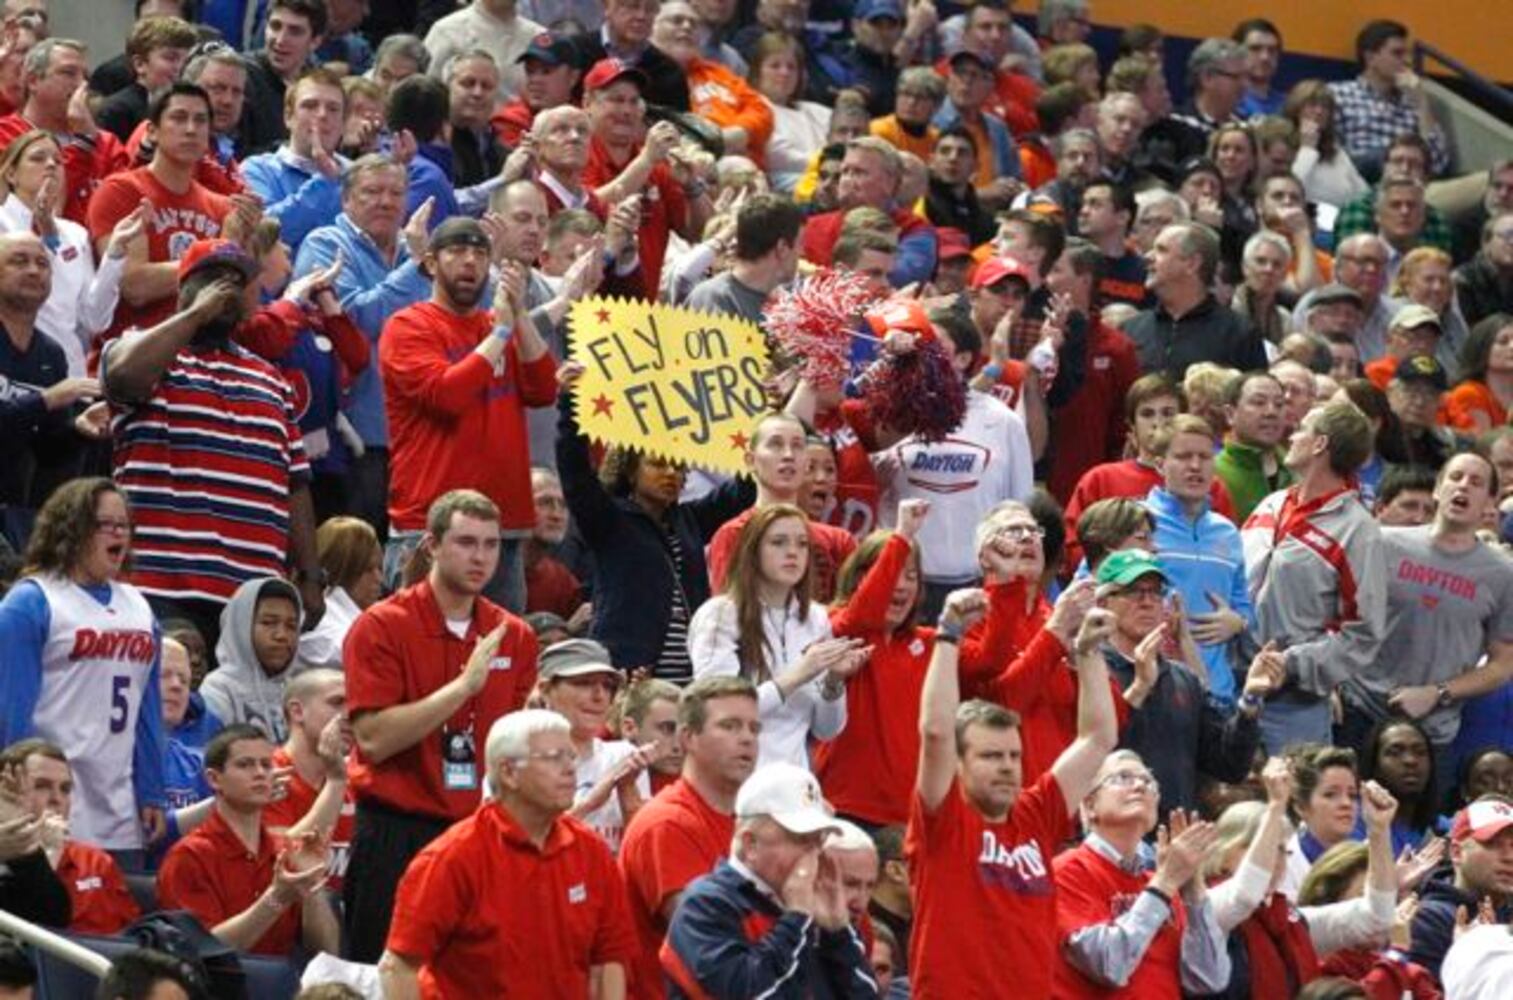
[1145,486,1255,705]
[241,147,349,252]
[931,100,1021,182]
[292,213,431,447]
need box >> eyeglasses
[518,748,580,769]
[95,520,131,535]
[1339,254,1387,269]
[996,524,1046,541]
[1098,770,1160,793]
[1115,582,1168,601]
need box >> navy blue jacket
[663,859,878,1000]
[1408,876,1513,981]
[556,396,752,671]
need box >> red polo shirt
[584,136,688,302]
[388,801,636,999]
[157,808,296,956]
[58,841,140,935]
[344,579,539,821]
[618,778,734,1000]
[264,747,355,893]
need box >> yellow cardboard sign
[569,296,771,476]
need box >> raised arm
[101,276,241,404]
[1048,608,1122,811]
[916,589,989,812]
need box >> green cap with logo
[1094,549,1169,588]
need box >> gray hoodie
[200,578,304,743]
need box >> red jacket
[379,302,558,532]
[800,206,933,268]
[815,534,1024,825]
[0,114,129,224]
[1045,318,1142,504]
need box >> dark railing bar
[1413,40,1513,117]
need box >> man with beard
[100,238,323,649]
[379,217,558,613]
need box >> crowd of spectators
[0,1,1511,997]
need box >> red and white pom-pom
[763,269,880,387]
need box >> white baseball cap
[736,763,841,836]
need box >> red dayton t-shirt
[907,771,1074,998]
[85,166,230,342]
[344,579,539,822]
[388,801,636,1000]
[263,747,355,894]
[618,778,734,1000]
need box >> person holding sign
[379,216,559,612]
[688,503,868,770]
[556,361,755,681]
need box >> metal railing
[1414,41,1513,121]
[0,909,111,979]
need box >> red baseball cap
[936,227,972,262]
[970,254,1034,291]
[1450,799,1513,844]
[583,57,648,94]
[176,239,257,283]
[864,298,935,341]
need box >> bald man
[0,231,100,534]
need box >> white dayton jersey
[876,390,1035,581]
[29,573,158,849]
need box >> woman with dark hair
[0,477,166,863]
[1452,747,1512,812]
[1284,81,1369,208]
[1358,718,1441,855]
[1279,744,1361,900]
[1335,378,1392,506]
[688,503,865,769]
[1443,312,1513,432]
[748,31,830,195]
[555,365,753,681]
[297,515,384,670]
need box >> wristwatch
[1238,692,1264,717]
[1435,683,1454,708]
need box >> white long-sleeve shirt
[0,194,123,377]
[1291,147,1370,210]
[876,389,1034,582]
[1209,857,1397,953]
[687,594,845,769]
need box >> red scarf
[1240,893,1321,998]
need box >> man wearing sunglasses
[1093,548,1278,817]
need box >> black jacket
[1124,295,1267,378]
[1454,252,1513,327]
[1103,645,1262,818]
[0,849,72,927]
[240,52,290,155]
[571,35,689,112]
[1408,876,1513,981]
[556,396,752,670]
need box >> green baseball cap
[1095,549,1169,588]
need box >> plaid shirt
[1333,187,1454,255]
[1328,77,1449,176]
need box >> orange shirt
[907,772,1073,998]
[1364,356,1396,391]
[870,115,940,161]
[388,801,635,999]
[158,809,296,956]
[264,747,355,893]
[618,778,734,1000]
[1442,380,1506,431]
[1020,139,1057,190]
[687,58,774,165]
[58,841,139,935]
